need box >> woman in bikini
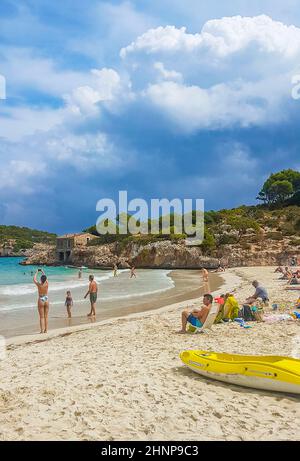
[33,269,49,334]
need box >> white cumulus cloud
[121,15,300,59]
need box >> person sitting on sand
[281,267,292,280]
[275,266,284,273]
[246,281,269,304]
[84,275,98,317]
[65,290,74,318]
[178,294,213,334]
[33,269,49,334]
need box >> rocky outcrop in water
[20,244,57,266]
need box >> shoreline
[6,271,230,348]
[1,270,223,340]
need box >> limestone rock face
[71,244,130,269]
[20,244,57,266]
[124,241,218,268]
[20,237,298,268]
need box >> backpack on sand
[238,305,255,322]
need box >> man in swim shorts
[84,274,98,317]
[178,294,213,334]
[33,268,49,334]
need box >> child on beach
[65,291,74,318]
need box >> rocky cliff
[20,244,57,265]
[20,237,298,269]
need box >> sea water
[0,257,174,314]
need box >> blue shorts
[187,314,203,328]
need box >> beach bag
[239,305,255,321]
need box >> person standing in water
[33,269,49,334]
[130,265,136,278]
[200,267,209,283]
[65,290,74,318]
[84,275,98,317]
[78,268,82,279]
[113,264,118,277]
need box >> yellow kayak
[180,350,300,394]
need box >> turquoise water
[0,257,79,285]
[0,257,174,314]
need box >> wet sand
[0,270,222,338]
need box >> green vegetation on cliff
[84,169,300,255]
[257,169,300,205]
[0,225,56,252]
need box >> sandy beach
[0,269,222,338]
[0,267,300,441]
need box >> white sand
[0,267,300,441]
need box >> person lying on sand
[178,294,213,334]
[84,275,98,317]
[33,268,49,334]
[246,280,269,304]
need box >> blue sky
[0,0,300,233]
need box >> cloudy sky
[0,0,300,233]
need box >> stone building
[56,233,96,263]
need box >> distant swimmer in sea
[65,290,74,318]
[84,275,98,317]
[130,265,136,278]
[33,268,49,334]
[113,264,118,277]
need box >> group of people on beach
[35,259,300,335]
[33,264,137,334]
[33,269,98,333]
[178,276,270,333]
[113,264,136,278]
[275,266,300,286]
